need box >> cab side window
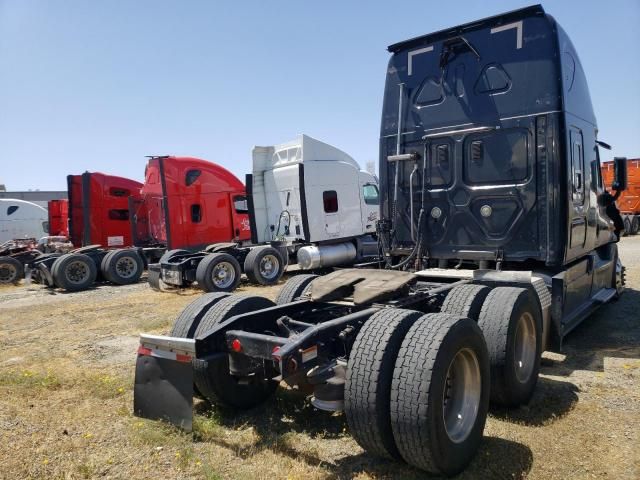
[233,195,248,214]
[363,184,379,205]
[191,204,202,223]
[185,169,201,186]
[108,209,129,221]
[323,191,338,213]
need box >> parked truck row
[10,135,379,292]
[133,5,628,477]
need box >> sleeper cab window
[191,204,202,223]
[363,184,380,205]
[323,190,339,213]
[233,195,248,214]
[109,187,130,197]
[108,209,129,221]
[185,169,201,186]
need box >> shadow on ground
[193,388,532,479]
[187,287,639,477]
[545,287,640,375]
[490,377,579,426]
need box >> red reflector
[175,353,192,363]
[272,346,281,359]
[137,346,152,356]
[231,339,242,353]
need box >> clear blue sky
[1,0,639,191]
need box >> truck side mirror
[613,157,628,191]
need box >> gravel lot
[0,238,639,479]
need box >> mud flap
[134,350,194,431]
[147,264,161,291]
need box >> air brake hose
[389,209,425,270]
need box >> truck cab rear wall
[379,8,611,267]
[67,172,142,248]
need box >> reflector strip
[137,345,192,363]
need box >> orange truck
[602,158,640,235]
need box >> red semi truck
[602,158,640,235]
[29,157,252,291]
[129,155,251,252]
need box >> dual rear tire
[440,284,542,407]
[100,249,144,285]
[51,253,97,291]
[196,246,285,292]
[345,309,490,476]
[169,294,278,409]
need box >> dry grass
[1,251,640,479]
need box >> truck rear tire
[102,249,144,285]
[170,292,231,338]
[196,253,242,292]
[631,216,639,235]
[243,246,285,286]
[0,256,23,285]
[275,274,319,305]
[390,313,490,476]
[345,308,422,460]
[477,287,542,407]
[100,250,117,282]
[193,295,278,409]
[440,284,491,321]
[52,253,97,291]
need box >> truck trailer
[150,135,379,292]
[133,5,627,476]
[602,158,640,235]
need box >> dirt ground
[1,240,639,480]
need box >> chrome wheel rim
[259,254,279,280]
[115,256,138,279]
[514,312,536,383]
[443,347,482,444]
[65,260,90,284]
[212,262,235,289]
[0,264,17,283]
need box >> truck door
[322,190,340,237]
[230,194,251,242]
[569,128,586,250]
[360,182,379,234]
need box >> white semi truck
[0,199,49,243]
[150,134,380,291]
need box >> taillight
[230,339,242,353]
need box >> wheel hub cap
[259,255,279,280]
[442,347,481,444]
[65,261,90,284]
[0,264,17,283]
[514,312,536,383]
[212,262,234,288]
[116,257,137,278]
